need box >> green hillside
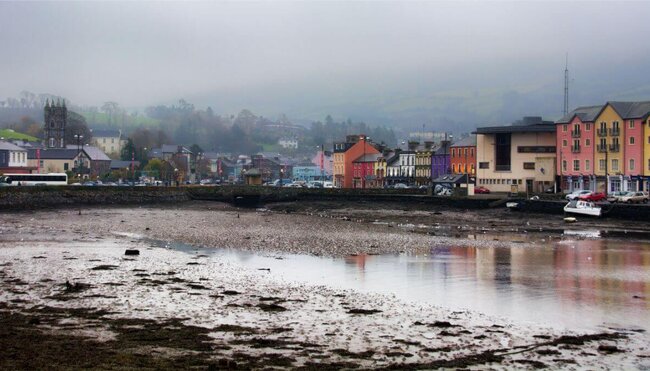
[80,112,160,127]
[0,129,39,142]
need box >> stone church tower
[44,99,67,148]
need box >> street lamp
[174,168,178,187]
[316,144,324,182]
[74,134,84,180]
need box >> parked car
[323,181,334,188]
[565,190,592,200]
[617,191,649,204]
[544,186,556,194]
[272,179,293,187]
[393,183,409,189]
[474,186,490,194]
[579,192,607,202]
[606,191,627,203]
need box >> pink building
[311,150,333,178]
[555,105,602,192]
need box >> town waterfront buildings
[475,117,557,194]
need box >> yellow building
[374,155,387,188]
[475,119,556,193]
[593,104,625,191]
[90,129,125,159]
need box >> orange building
[342,136,380,188]
[332,136,358,188]
[450,135,477,175]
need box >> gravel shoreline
[1,203,649,369]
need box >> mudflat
[1,202,648,369]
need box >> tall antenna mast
[563,54,569,116]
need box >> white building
[278,138,298,149]
[0,140,29,171]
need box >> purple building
[431,140,451,179]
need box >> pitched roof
[450,135,477,147]
[386,154,400,166]
[27,148,81,160]
[352,153,382,163]
[0,141,26,151]
[91,129,121,138]
[66,145,111,161]
[555,105,604,124]
[607,101,650,119]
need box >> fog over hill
[2,1,650,132]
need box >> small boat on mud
[563,200,602,217]
[506,202,520,210]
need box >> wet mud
[1,203,649,369]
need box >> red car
[474,186,491,194]
[579,192,606,202]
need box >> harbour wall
[1,186,649,221]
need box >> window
[523,162,535,170]
[470,148,474,157]
[630,159,635,171]
[573,159,580,171]
[611,159,619,171]
[586,123,591,131]
[629,120,635,129]
[585,160,590,171]
[103,138,106,143]
[585,139,591,146]
[630,137,635,145]
[479,162,489,169]
[562,160,567,172]
[562,140,568,147]
[599,159,606,171]
[563,124,568,132]
[648,159,650,171]
[64,163,69,171]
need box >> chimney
[408,141,419,151]
[424,141,434,150]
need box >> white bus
[0,173,68,186]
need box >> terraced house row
[556,101,650,193]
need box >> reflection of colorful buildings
[552,239,650,311]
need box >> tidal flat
[1,201,649,369]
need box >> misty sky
[2,1,650,126]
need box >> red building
[342,136,380,188]
[450,136,476,175]
[352,153,381,188]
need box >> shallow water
[165,236,650,332]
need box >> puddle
[147,237,650,332]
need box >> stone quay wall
[1,186,649,221]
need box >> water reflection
[172,238,650,331]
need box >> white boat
[506,202,519,208]
[563,200,602,217]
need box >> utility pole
[563,54,569,116]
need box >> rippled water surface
[169,235,650,332]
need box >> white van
[323,181,334,188]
